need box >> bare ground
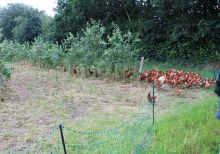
[0,63,213,152]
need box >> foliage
[0,61,11,88]
[0,62,11,79]
[54,0,154,42]
[29,37,63,67]
[0,3,44,43]
[53,0,220,63]
[40,15,57,42]
[0,21,140,77]
[0,40,30,61]
[64,21,139,76]
[100,25,139,74]
[0,38,63,68]
[0,40,17,61]
[64,21,107,74]
[0,1,220,62]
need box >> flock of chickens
[138,69,216,96]
[124,68,216,98]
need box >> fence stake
[59,125,67,154]
[152,82,155,125]
[138,57,145,74]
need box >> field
[1,1,220,153]
[1,62,219,153]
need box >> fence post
[59,125,67,154]
[138,57,145,74]
[152,81,155,125]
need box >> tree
[40,15,56,42]
[0,3,43,43]
[54,0,150,42]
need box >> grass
[30,96,220,154]
[2,62,219,153]
[147,97,220,154]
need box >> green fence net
[5,102,154,154]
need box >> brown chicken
[205,80,212,89]
[124,70,134,78]
[139,73,147,81]
[175,86,181,96]
[89,69,94,76]
[148,92,157,103]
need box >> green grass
[147,97,220,154]
[23,97,220,154]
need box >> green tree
[0,3,43,43]
[40,15,56,42]
[54,0,150,42]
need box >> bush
[64,21,107,75]
[100,25,140,75]
[140,41,220,64]
[0,40,30,62]
[0,40,16,61]
[0,61,11,88]
[29,37,63,67]
[0,21,141,78]
[64,21,140,77]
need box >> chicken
[155,76,166,89]
[139,73,147,81]
[70,67,77,75]
[124,70,134,78]
[158,76,166,85]
[73,68,77,74]
[175,86,181,96]
[88,69,94,76]
[205,80,212,89]
[148,92,157,103]
[185,81,192,88]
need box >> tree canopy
[0,0,220,62]
[0,3,44,43]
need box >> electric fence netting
[5,86,156,154]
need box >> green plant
[99,25,140,76]
[30,37,63,67]
[64,21,107,75]
[64,21,140,77]
[0,61,11,88]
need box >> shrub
[0,21,141,78]
[0,61,11,88]
[64,21,140,77]
[64,21,107,74]
[100,25,140,75]
[30,37,63,67]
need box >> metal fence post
[152,81,155,125]
[59,125,67,154]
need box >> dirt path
[0,63,212,152]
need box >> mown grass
[3,62,219,153]
[146,97,220,154]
